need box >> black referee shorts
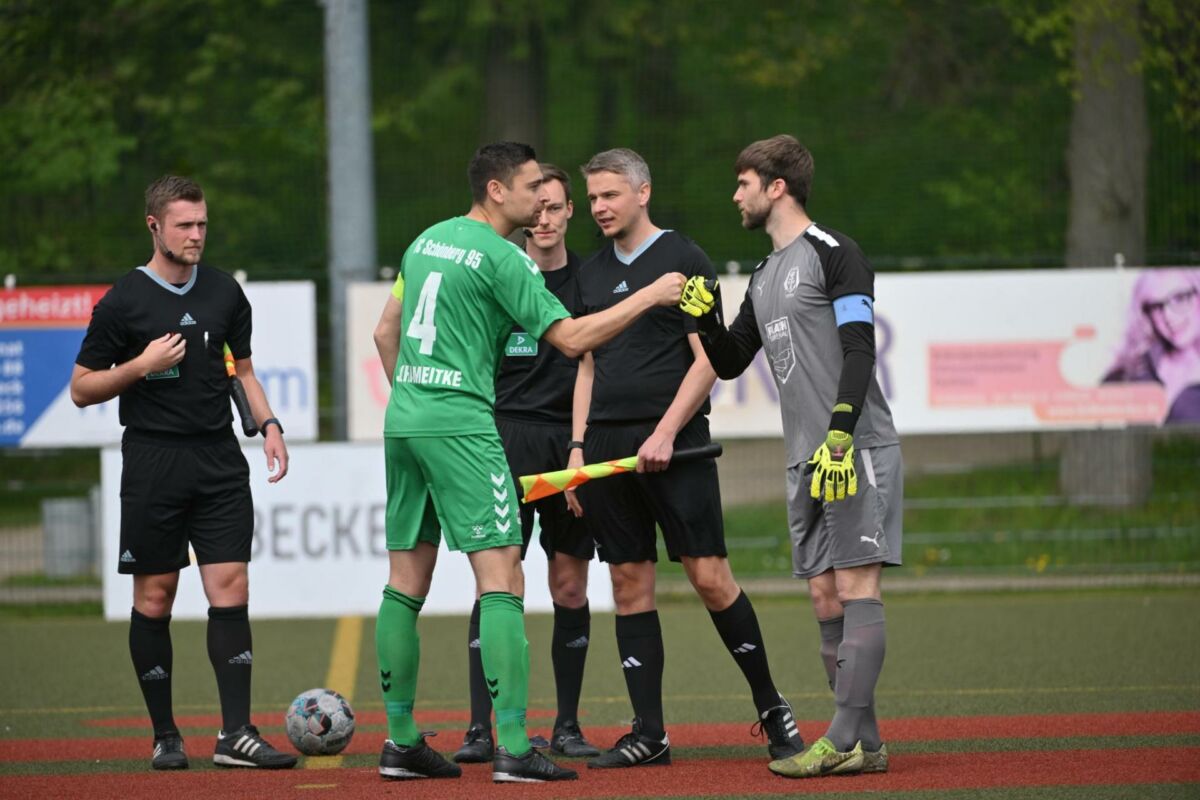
[117,429,253,574]
[496,416,594,562]
[577,415,725,564]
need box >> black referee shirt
[576,231,719,423]
[75,264,252,435]
[494,251,581,424]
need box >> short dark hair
[734,135,813,209]
[145,175,204,220]
[539,163,571,200]
[468,142,538,203]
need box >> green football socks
[479,592,531,755]
[376,586,425,747]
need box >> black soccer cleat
[753,695,805,759]
[151,734,188,770]
[586,718,671,768]
[492,745,578,782]
[213,724,298,769]
[550,720,601,757]
[379,737,462,780]
[452,723,495,763]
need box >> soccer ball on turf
[285,688,356,755]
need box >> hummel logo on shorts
[612,280,629,294]
[120,550,136,563]
[228,650,253,665]
[566,635,589,649]
[733,643,758,654]
[141,665,169,681]
[860,532,882,548]
[621,657,642,669]
[179,313,196,326]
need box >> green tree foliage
[0,0,1195,281]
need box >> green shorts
[384,433,523,553]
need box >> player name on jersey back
[394,363,464,388]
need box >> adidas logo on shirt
[612,280,629,294]
[621,656,642,669]
[120,550,135,563]
[733,643,758,654]
[179,312,197,326]
[228,650,253,665]
[141,665,169,681]
[565,635,589,649]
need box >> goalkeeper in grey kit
[679,134,902,778]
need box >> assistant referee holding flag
[71,175,295,771]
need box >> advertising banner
[347,268,1198,438]
[0,281,318,446]
[101,442,614,620]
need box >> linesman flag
[519,443,723,503]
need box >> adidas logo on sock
[141,665,169,681]
[469,638,481,650]
[621,656,642,669]
[227,650,253,665]
[179,312,196,326]
[565,635,589,649]
[120,550,135,563]
[612,280,629,294]
[733,643,758,654]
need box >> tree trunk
[1065,5,1147,268]
[483,20,545,154]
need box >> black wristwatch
[261,417,284,437]
[567,440,584,451]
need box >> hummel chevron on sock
[826,598,885,751]
[207,605,252,733]
[818,615,844,691]
[130,608,178,739]
[479,592,531,756]
[377,586,425,746]
[709,590,780,715]
[615,610,665,739]
[552,601,590,728]
[466,599,493,729]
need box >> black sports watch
[261,417,284,437]
[567,440,584,451]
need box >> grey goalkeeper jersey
[710,224,898,467]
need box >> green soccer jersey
[384,216,571,437]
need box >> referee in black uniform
[453,164,602,764]
[571,149,803,769]
[70,176,295,771]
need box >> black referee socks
[129,608,178,739]
[552,602,591,728]
[207,604,253,733]
[709,590,781,715]
[615,610,666,739]
[466,599,492,729]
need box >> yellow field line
[303,615,363,770]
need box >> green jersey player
[371,141,684,784]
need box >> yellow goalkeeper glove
[806,427,857,502]
[679,276,718,318]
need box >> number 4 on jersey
[406,272,443,355]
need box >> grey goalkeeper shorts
[785,444,903,579]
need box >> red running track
[2,746,1199,800]
[19,710,1198,763]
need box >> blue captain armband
[832,294,874,326]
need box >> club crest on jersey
[783,265,800,296]
[764,317,796,383]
